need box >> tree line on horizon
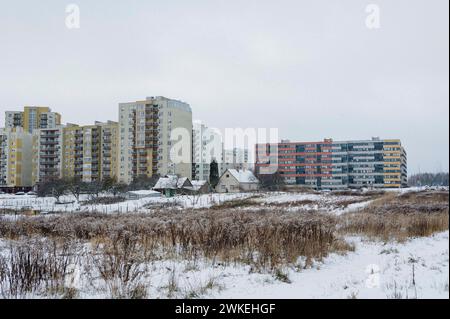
[408,172,449,187]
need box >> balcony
[40,153,58,158]
[41,140,59,145]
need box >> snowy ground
[0,187,448,299]
[0,186,441,215]
[0,192,255,214]
[2,232,445,299]
[205,232,449,299]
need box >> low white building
[126,190,162,200]
[216,169,260,193]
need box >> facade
[255,137,407,189]
[192,120,223,181]
[0,128,33,188]
[62,121,119,183]
[5,106,61,133]
[32,127,64,185]
[118,96,193,184]
[62,124,97,182]
[221,148,249,174]
[30,121,119,186]
[216,169,260,193]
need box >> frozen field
[0,192,254,213]
[207,231,449,299]
[0,188,448,299]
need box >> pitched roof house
[153,175,193,197]
[215,169,260,193]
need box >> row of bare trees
[36,175,160,203]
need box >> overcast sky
[0,0,448,174]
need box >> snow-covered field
[207,232,449,299]
[0,192,255,214]
[0,186,443,215]
[1,232,446,299]
[0,187,448,299]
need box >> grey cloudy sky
[0,0,448,174]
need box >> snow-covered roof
[227,169,260,184]
[190,180,209,191]
[153,176,192,190]
[177,177,190,188]
[191,180,207,187]
[154,176,178,189]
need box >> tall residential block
[31,121,119,185]
[192,120,223,181]
[256,137,407,189]
[0,128,33,188]
[62,121,119,182]
[221,148,250,175]
[32,127,64,185]
[5,106,61,133]
[118,97,192,184]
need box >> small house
[216,169,260,193]
[153,175,193,197]
[126,190,162,200]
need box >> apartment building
[5,106,61,133]
[255,137,407,189]
[0,127,33,189]
[62,121,119,182]
[32,127,64,185]
[118,97,192,184]
[192,120,223,181]
[221,148,250,174]
[98,121,120,181]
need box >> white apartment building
[192,120,223,181]
[0,127,33,188]
[221,148,249,174]
[118,96,193,184]
[5,107,61,133]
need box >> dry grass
[81,197,126,206]
[210,196,261,210]
[0,208,349,271]
[0,238,75,298]
[0,189,447,298]
[339,191,449,241]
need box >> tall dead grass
[339,191,449,241]
[0,189,447,298]
[0,239,74,298]
[0,209,349,271]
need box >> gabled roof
[226,169,260,184]
[191,180,208,187]
[177,177,192,188]
[190,180,210,191]
[153,176,192,190]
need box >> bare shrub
[91,231,147,299]
[210,197,260,210]
[0,239,74,298]
[81,197,126,206]
[273,268,291,283]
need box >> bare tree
[66,177,88,202]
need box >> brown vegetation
[0,189,448,298]
[339,191,449,241]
